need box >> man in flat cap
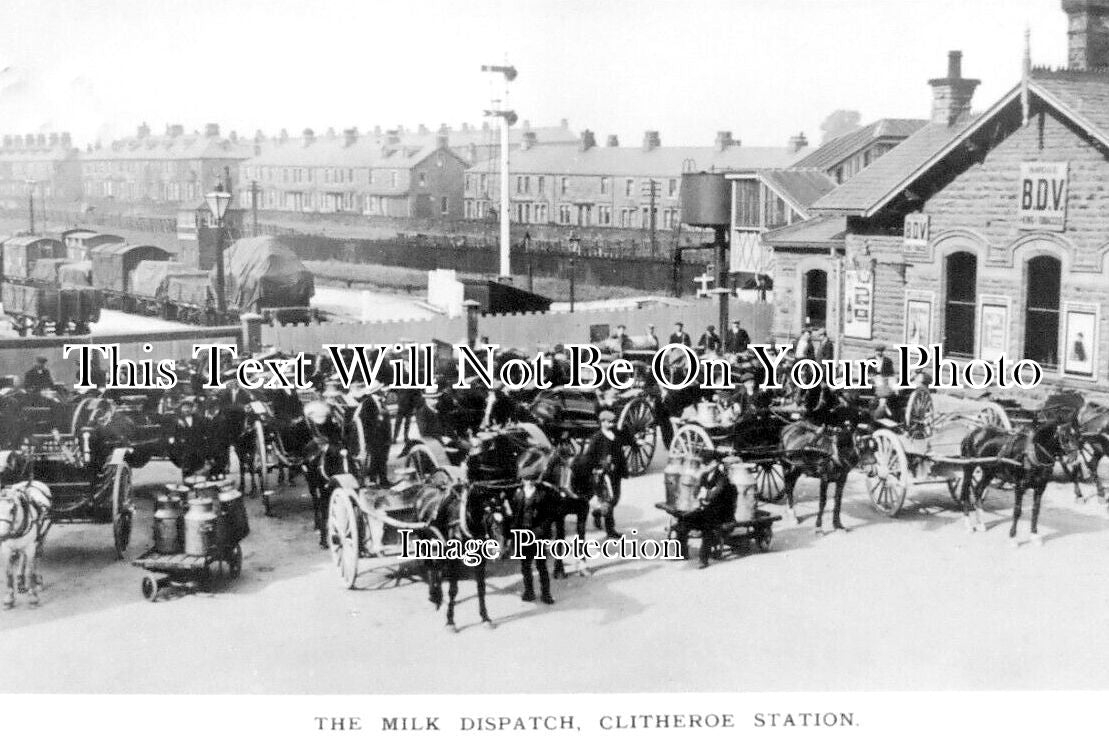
[511,448,559,604]
[23,356,53,394]
[572,408,628,538]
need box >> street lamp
[568,231,581,313]
[205,182,232,315]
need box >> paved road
[2,436,1109,695]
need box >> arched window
[944,251,977,356]
[1024,255,1061,366]
[803,269,827,328]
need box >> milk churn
[184,495,217,556]
[725,457,758,523]
[676,457,704,513]
[663,455,684,508]
[153,492,184,555]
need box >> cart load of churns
[0,231,319,335]
[0,335,1102,624]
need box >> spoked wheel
[668,424,714,461]
[1077,441,1101,483]
[141,574,160,602]
[948,465,990,505]
[106,461,133,558]
[977,402,1012,431]
[328,492,361,589]
[404,443,440,484]
[904,388,935,440]
[867,429,910,516]
[755,528,773,552]
[753,460,785,503]
[618,396,657,476]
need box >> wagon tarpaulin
[58,261,93,286]
[214,236,314,312]
[129,261,205,299]
[164,274,213,305]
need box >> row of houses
[751,0,1109,393]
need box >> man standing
[697,325,722,354]
[668,322,692,347]
[360,380,392,485]
[572,409,627,538]
[815,328,835,362]
[172,397,207,477]
[725,320,750,355]
[512,449,559,604]
[644,324,660,349]
[23,357,53,394]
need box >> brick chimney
[642,130,661,151]
[61,132,71,148]
[229,130,238,142]
[788,132,808,152]
[279,128,289,142]
[1063,0,1109,69]
[467,143,478,162]
[715,130,735,151]
[137,122,151,138]
[49,133,58,146]
[168,124,184,137]
[2,136,10,148]
[254,129,265,143]
[36,133,46,147]
[205,123,220,137]
[461,123,471,133]
[522,131,538,150]
[436,131,450,149]
[579,129,596,151]
[606,134,619,147]
[418,123,429,135]
[344,127,358,147]
[929,51,979,126]
[303,128,315,146]
[560,118,569,129]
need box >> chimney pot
[947,50,962,79]
[929,50,980,126]
[606,134,620,147]
[788,132,808,153]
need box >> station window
[944,252,977,357]
[1024,255,1062,367]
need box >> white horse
[0,481,52,608]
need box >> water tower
[679,171,731,335]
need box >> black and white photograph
[4,0,1109,736]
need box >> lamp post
[205,182,232,315]
[568,231,580,313]
[482,62,518,280]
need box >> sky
[0,0,1072,148]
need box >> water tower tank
[680,172,730,227]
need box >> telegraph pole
[251,180,259,237]
[482,62,518,280]
[27,181,35,235]
[642,178,658,256]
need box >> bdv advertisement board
[1018,162,1068,231]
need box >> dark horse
[780,385,871,533]
[957,407,1081,544]
[414,480,505,632]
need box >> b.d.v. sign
[1018,161,1068,231]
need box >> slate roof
[472,144,810,177]
[793,119,927,172]
[758,169,838,217]
[1029,68,1109,146]
[761,215,847,246]
[83,134,253,162]
[245,140,467,171]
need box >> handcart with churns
[657,454,781,560]
[131,477,249,602]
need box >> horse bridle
[0,491,31,541]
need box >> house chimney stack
[137,122,151,138]
[1062,0,1109,70]
[642,130,661,151]
[929,50,980,126]
[788,132,808,152]
[715,130,735,151]
[36,133,46,147]
[61,132,71,148]
[204,123,220,137]
[344,127,358,147]
[436,131,450,149]
[168,124,184,137]
[606,134,619,147]
[522,131,538,150]
[302,128,315,145]
[579,129,596,151]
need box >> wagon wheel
[327,492,361,589]
[251,420,273,515]
[949,465,990,504]
[977,402,1012,431]
[1077,440,1101,483]
[618,396,657,476]
[106,461,133,558]
[228,544,243,579]
[668,424,714,461]
[141,574,159,602]
[403,442,441,484]
[904,388,934,440]
[753,460,786,503]
[866,429,910,516]
[755,527,773,552]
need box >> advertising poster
[843,267,873,340]
[1063,304,1098,379]
[978,300,1010,362]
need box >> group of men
[608,319,752,356]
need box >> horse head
[0,489,19,539]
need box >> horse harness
[0,485,50,542]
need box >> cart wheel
[668,424,714,461]
[904,388,935,440]
[228,544,243,578]
[141,574,159,602]
[1077,440,1100,483]
[328,492,361,589]
[867,429,910,516]
[977,402,1012,432]
[754,461,786,503]
[107,461,133,558]
[404,443,440,484]
[618,396,657,476]
[756,528,773,552]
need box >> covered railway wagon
[0,234,101,335]
[90,243,173,310]
[163,274,216,324]
[216,236,316,324]
[128,260,206,315]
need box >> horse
[779,386,871,533]
[0,480,52,608]
[956,408,1082,544]
[1055,398,1109,501]
[413,480,504,632]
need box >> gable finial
[1022,25,1032,126]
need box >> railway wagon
[216,236,315,325]
[128,260,206,316]
[164,274,217,324]
[1,281,101,335]
[2,235,65,282]
[90,243,173,310]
